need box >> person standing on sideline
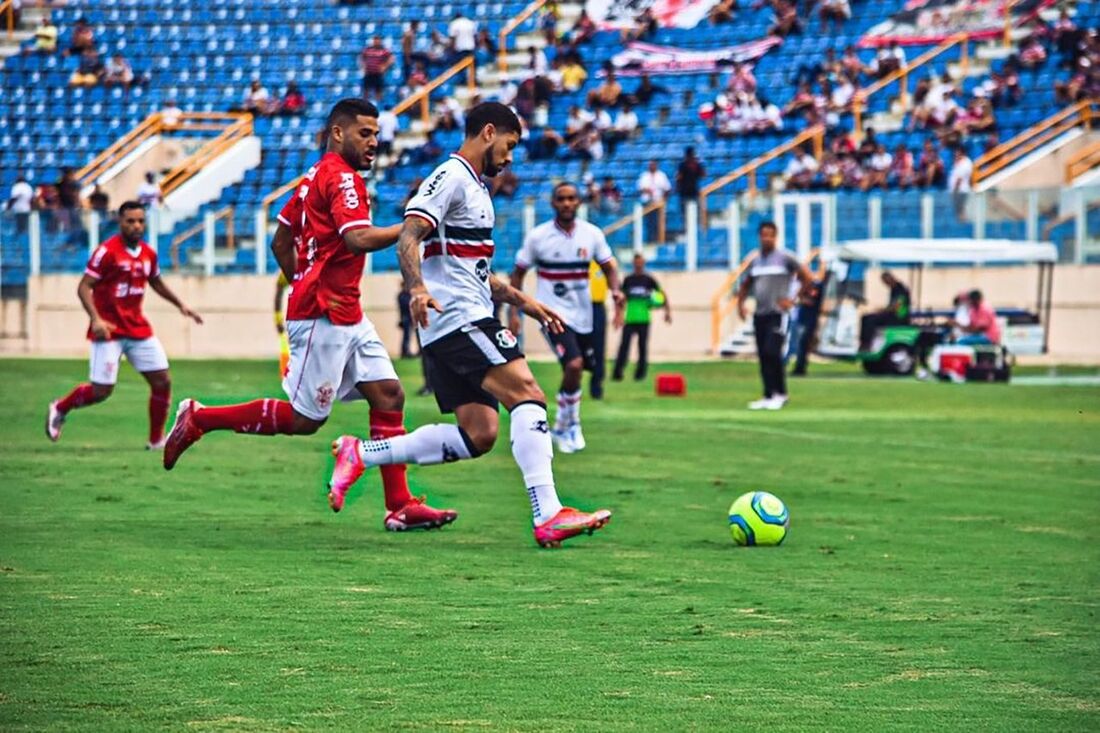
[613,254,671,382]
[6,174,34,234]
[588,259,611,399]
[675,147,705,230]
[46,202,204,447]
[737,221,813,410]
[636,160,671,242]
[509,182,624,454]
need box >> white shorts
[281,316,399,421]
[89,337,170,385]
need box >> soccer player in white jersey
[509,183,624,454]
[329,102,612,548]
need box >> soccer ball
[728,491,789,546]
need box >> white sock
[510,402,562,524]
[359,423,475,466]
[564,389,581,426]
[554,391,569,432]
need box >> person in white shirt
[509,182,625,453]
[243,80,271,115]
[527,46,548,77]
[6,174,35,233]
[862,143,893,190]
[160,100,183,128]
[335,102,613,549]
[448,12,477,56]
[377,108,398,157]
[948,146,973,217]
[603,103,638,154]
[784,146,819,189]
[637,159,671,242]
[136,172,163,209]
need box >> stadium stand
[2,0,1098,291]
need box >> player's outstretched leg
[46,383,112,442]
[163,397,300,470]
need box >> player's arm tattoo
[490,276,526,307]
[397,216,433,291]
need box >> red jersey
[285,152,373,325]
[84,234,159,341]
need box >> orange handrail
[160,114,253,196]
[263,177,300,209]
[602,199,667,243]
[974,99,1098,186]
[852,33,970,139]
[697,125,825,228]
[1066,137,1100,183]
[170,205,236,269]
[498,0,548,74]
[2,0,14,41]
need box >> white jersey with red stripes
[515,219,612,335]
[404,154,496,345]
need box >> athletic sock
[148,384,171,443]
[359,423,477,467]
[509,401,562,524]
[369,409,414,511]
[554,391,569,432]
[563,389,581,427]
[192,399,295,435]
[56,383,97,413]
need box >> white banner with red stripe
[602,37,782,77]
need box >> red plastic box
[655,373,686,396]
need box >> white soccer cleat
[146,438,167,451]
[568,423,586,452]
[764,395,789,411]
[552,428,575,454]
[45,400,65,442]
[748,398,772,410]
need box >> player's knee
[291,413,325,435]
[374,381,405,412]
[516,376,545,404]
[463,424,498,454]
[151,375,171,392]
[563,358,584,379]
[91,384,114,402]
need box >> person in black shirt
[859,271,911,351]
[612,254,671,381]
[676,147,705,230]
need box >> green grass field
[1,358,1098,731]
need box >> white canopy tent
[821,239,1058,265]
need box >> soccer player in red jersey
[46,201,204,448]
[163,98,457,532]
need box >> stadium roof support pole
[28,212,40,277]
[631,204,643,253]
[203,211,216,277]
[868,196,881,240]
[498,0,547,74]
[685,201,698,273]
[920,194,934,239]
[725,199,740,271]
[254,209,267,275]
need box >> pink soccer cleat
[384,496,458,531]
[328,435,366,513]
[163,399,204,470]
[45,400,65,442]
[533,506,612,548]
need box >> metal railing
[498,0,547,74]
[1,0,14,41]
[1066,136,1100,184]
[974,99,1097,186]
[159,114,253,196]
[170,205,235,269]
[603,199,667,244]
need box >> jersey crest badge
[496,329,518,350]
[316,382,336,410]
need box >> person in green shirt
[859,270,911,351]
[612,254,671,381]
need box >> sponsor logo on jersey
[475,258,490,282]
[423,169,448,197]
[496,328,518,350]
[338,172,360,210]
[553,282,568,298]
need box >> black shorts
[543,325,597,371]
[422,318,524,413]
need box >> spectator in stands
[890,143,916,188]
[603,102,639,155]
[104,54,134,89]
[784,145,819,190]
[527,126,564,160]
[526,45,549,78]
[360,36,394,98]
[572,10,597,44]
[622,7,658,43]
[34,183,60,232]
[588,70,623,109]
[474,29,498,67]
[862,144,892,191]
[709,0,738,24]
[88,184,110,218]
[402,21,431,77]
[560,55,588,92]
[637,160,671,241]
[427,30,449,66]
[917,139,945,187]
[242,80,272,115]
[5,174,34,234]
[829,74,857,115]
[27,16,56,55]
[839,44,863,80]
[628,74,667,107]
[819,0,851,32]
[55,168,81,234]
[956,96,994,137]
[404,61,429,95]
[676,147,705,226]
[160,99,183,128]
[276,82,306,116]
[953,289,1000,345]
[859,271,910,351]
[1018,35,1048,70]
[376,106,397,158]
[448,12,478,59]
[564,105,592,143]
[434,96,465,132]
[69,48,105,87]
[569,123,604,161]
[401,130,443,165]
[137,172,163,209]
[65,17,94,58]
[868,41,906,78]
[727,62,757,96]
[599,176,623,214]
[768,0,802,38]
[581,172,600,207]
[539,0,560,44]
[947,145,973,215]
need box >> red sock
[57,383,97,413]
[148,385,171,444]
[371,409,414,511]
[193,399,295,435]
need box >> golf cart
[814,239,1057,378]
